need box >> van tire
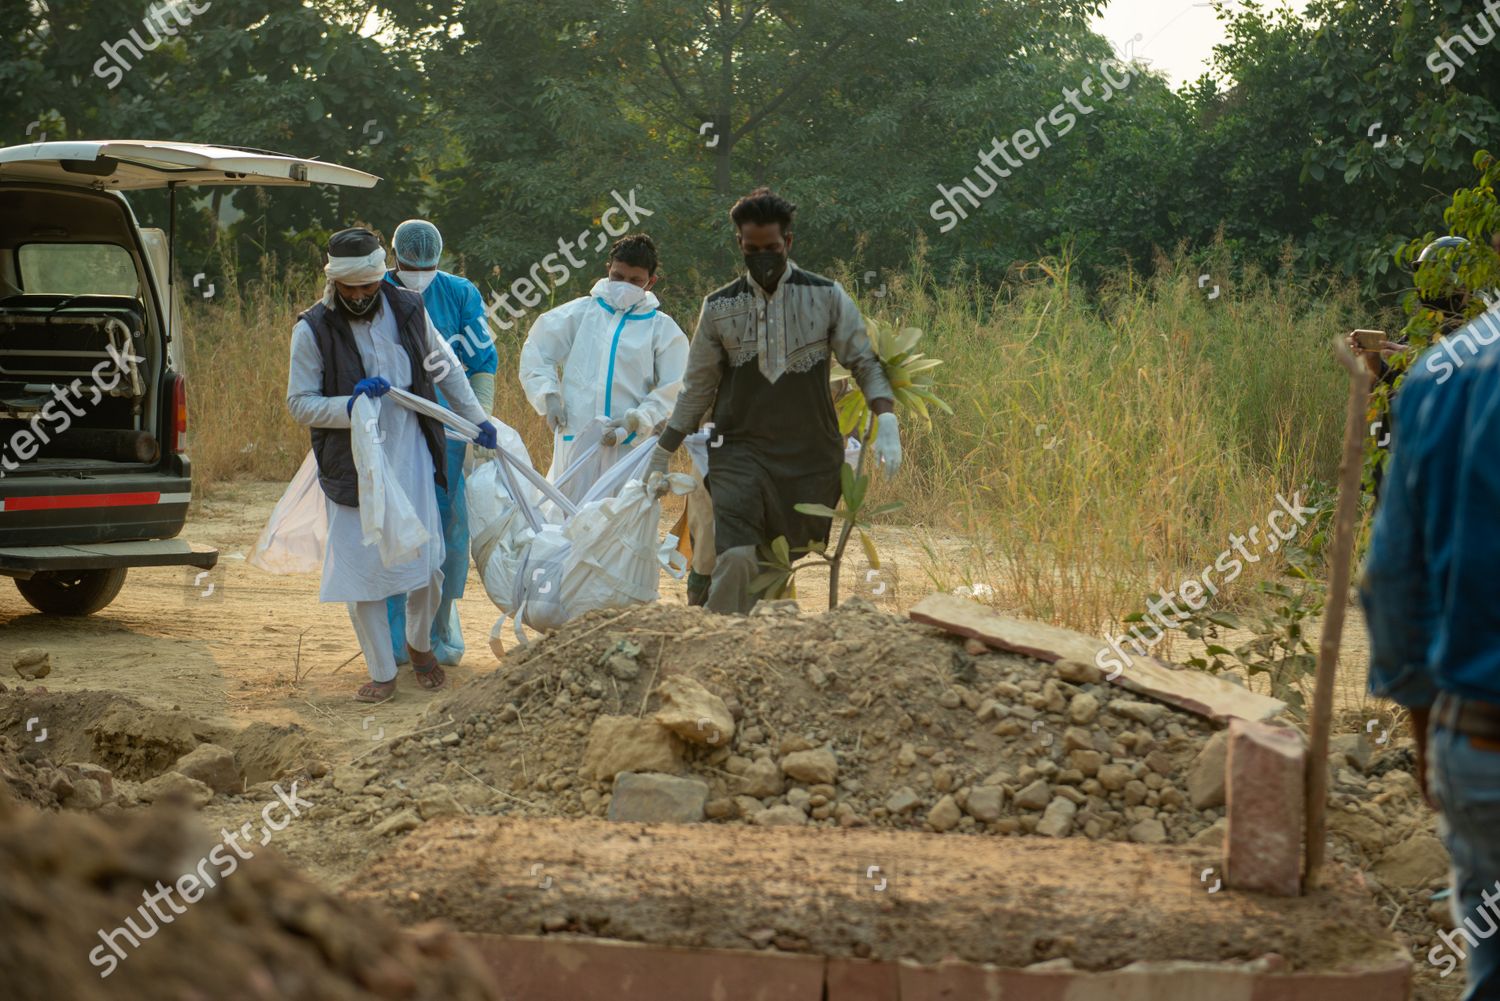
[15,567,128,616]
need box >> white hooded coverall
[519,278,688,487]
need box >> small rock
[139,772,214,809]
[1036,797,1077,837]
[332,765,379,794]
[1328,732,1373,774]
[1373,834,1448,888]
[963,637,989,656]
[965,786,1005,822]
[1128,818,1167,844]
[1110,700,1168,726]
[65,776,104,811]
[607,772,709,823]
[1190,818,1227,847]
[1187,731,1229,809]
[781,747,838,785]
[373,809,422,836]
[12,647,50,679]
[1014,779,1051,811]
[927,795,962,831]
[580,716,682,781]
[66,763,114,800]
[752,804,808,827]
[173,743,243,795]
[654,676,735,747]
[1068,750,1103,777]
[1068,692,1100,725]
[417,784,466,820]
[606,653,640,681]
[1056,660,1103,684]
[885,787,922,814]
[734,795,766,817]
[1097,764,1132,792]
[739,759,784,798]
[705,797,738,820]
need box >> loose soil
[0,482,1457,998]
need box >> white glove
[605,407,653,445]
[872,412,901,476]
[543,394,566,433]
[645,445,672,498]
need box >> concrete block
[1226,719,1305,896]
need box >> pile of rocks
[307,602,1234,851]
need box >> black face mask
[744,250,787,290]
[336,290,379,318]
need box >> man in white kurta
[287,229,495,701]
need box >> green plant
[754,318,950,608]
[1167,580,1325,716]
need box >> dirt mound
[0,685,230,781]
[0,785,500,1001]
[309,600,1231,844]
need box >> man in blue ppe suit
[1362,295,1500,998]
[383,219,498,666]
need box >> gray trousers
[705,545,759,615]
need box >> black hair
[328,226,381,258]
[608,233,659,276]
[730,187,797,234]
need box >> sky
[1090,0,1246,86]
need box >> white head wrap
[325,247,388,284]
[322,247,388,307]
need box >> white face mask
[595,279,650,311]
[398,270,437,292]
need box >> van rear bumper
[0,539,217,578]
[0,472,191,547]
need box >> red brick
[1226,720,1305,896]
[462,933,825,1001]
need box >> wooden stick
[1304,334,1373,891]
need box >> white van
[0,141,377,614]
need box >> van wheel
[15,567,128,616]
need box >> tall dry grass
[183,250,1370,633]
[841,250,1368,631]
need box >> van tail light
[170,374,187,454]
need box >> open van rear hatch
[0,140,380,615]
[0,140,380,190]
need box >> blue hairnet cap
[393,219,443,268]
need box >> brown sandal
[408,645,447,691]
[355,679,396,703]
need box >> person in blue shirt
[1362,302,1500,999]
[383,219,498,666]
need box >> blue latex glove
[346,376,392,415]
[473,420,499,451]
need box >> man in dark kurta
[646,188,901,614]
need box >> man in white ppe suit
[287,227,499,703]
[519,233,688,497]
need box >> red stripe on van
[2,492,162,512]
